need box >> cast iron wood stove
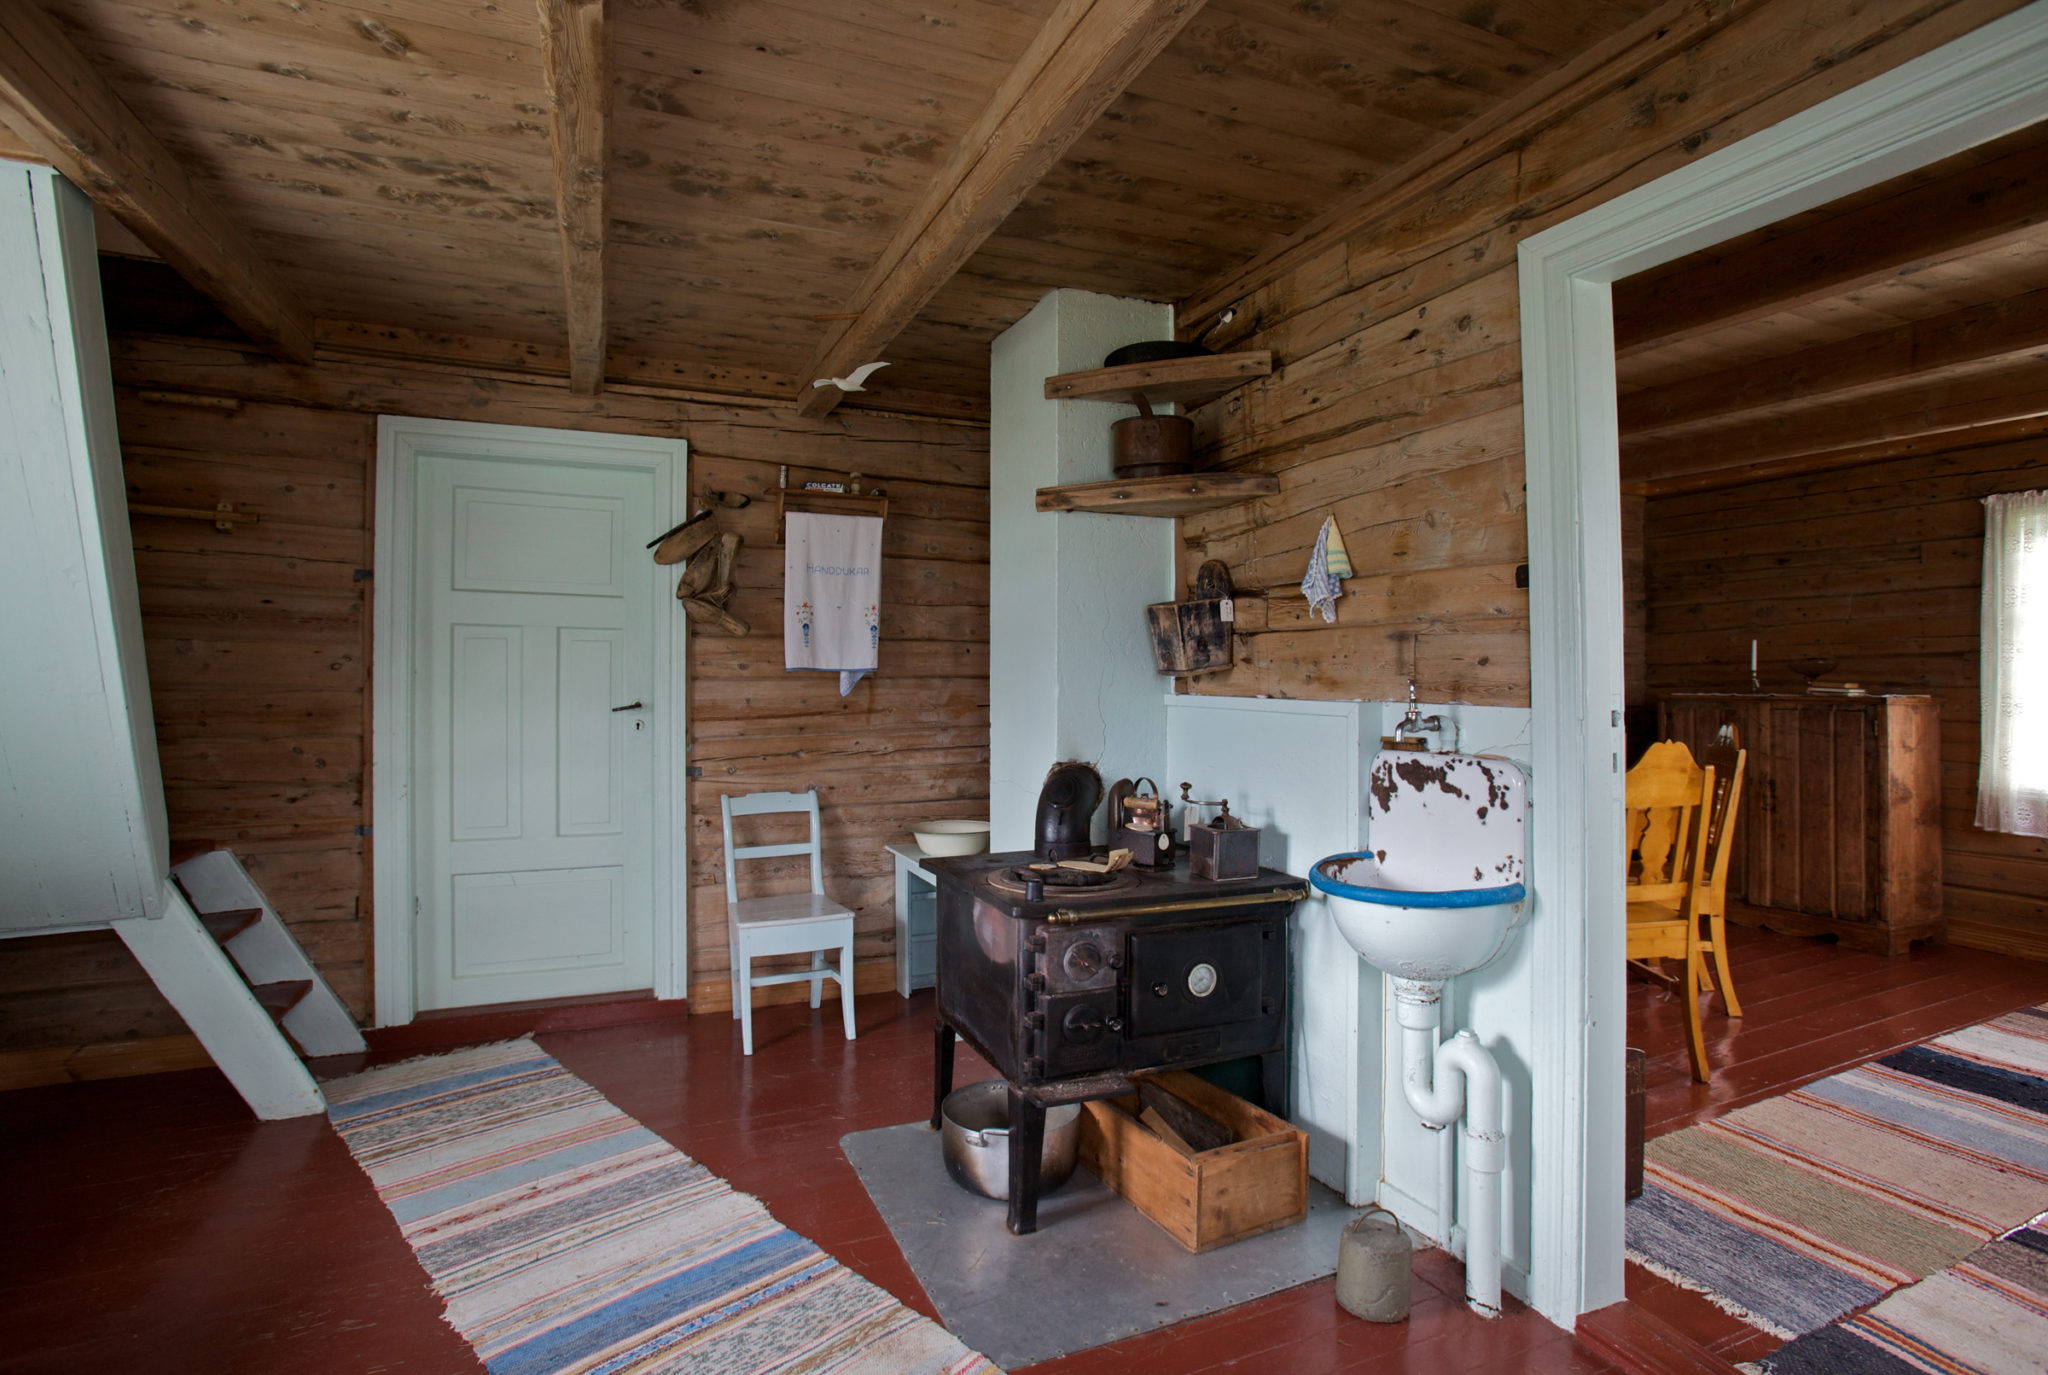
[926,851,1305,1233]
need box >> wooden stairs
[111,850,365,1120]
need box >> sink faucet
[1395,676,1453,751]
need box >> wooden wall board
[1641,431,2048,960]
[0,323,990,1051]
[1172,0,2031,708]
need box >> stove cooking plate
[986,865,1142,897]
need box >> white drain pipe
[1393,976,1505,1317]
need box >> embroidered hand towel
[785,512,883,696]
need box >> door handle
[611,701,644,712]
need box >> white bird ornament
[812,361,890,392]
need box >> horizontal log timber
[1622,358,2048,487]
[1617,284,2048,439]
[1613,119,2048,357]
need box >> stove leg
[1260,1048,1290,1119]
[1006,1086,1045,1235]
[930,1017,956,1130]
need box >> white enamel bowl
[912,819,991,857]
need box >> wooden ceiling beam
[1620,357,2048,490]
[1627,413,2048,498]
[1620,284,2048,439]
[794,0,1209,420]
[539,0,609,396]
[1614,122,2048,357]
[0,3,314,365]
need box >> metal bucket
[939,1080,1082,1201]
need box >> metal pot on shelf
[1110,393,1192,479]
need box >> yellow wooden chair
[1625,742,1716,1083]
[1693,739,1748,1018]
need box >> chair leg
[1682,941,1710,1083]
[839,939,856,1042]
[730,925,740,1021]
[1708,913,1742,1017]
[737,945,755,1056]
[809,950,825,1010]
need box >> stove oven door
[1126,922,1267,1037]
[1035,992,1121,1077]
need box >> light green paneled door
[411,453,657,1010]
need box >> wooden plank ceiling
[1,0,1667,415]
[1615,117,2048,494]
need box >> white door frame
[372,416,690,1026]
[1517,6,2048,1326]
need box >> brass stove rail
[1049,885,1309,924]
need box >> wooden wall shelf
[1043,351,1273,407]
[1035,472,1279,517]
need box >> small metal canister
[1335,1207,1412,1323]
[1187,814,1260,881]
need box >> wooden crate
[1078,1070,1307,1253]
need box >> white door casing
[1516,7,2048,1326]
[374,418,688,1025]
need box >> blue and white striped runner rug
[326,1038,1000,1375]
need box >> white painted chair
[721,789,857,1055]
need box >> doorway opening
[1517,5,2048,1324]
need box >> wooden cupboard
[1658,694,1943,955]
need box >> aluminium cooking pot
[939,1081,1082,1201]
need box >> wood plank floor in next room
[5,924,2044,1375]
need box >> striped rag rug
[1750,1210,2048,1375]
[325,1038,1000,1375]
[1626,1002,2048,1343]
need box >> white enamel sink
[1311,752,1529,983]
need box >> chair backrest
[1695,743,1747,919]
[1625,742,1715,910]
[721,790,826,903]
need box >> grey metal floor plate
[840,1120,1361,1369]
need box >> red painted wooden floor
[1617,921,2048,1368]
[0,991,1606,1374]
[3,923,2040,1374]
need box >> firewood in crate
[1140,1106,1196,1156]
[1138,1079,1234,1152]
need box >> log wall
[1643,435,2048,960]
[0,334,987,1051]
[1172,0,2024,705]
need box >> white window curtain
[1978,489,2048,837]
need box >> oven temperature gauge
[1186,962,1218,998]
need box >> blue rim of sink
[1310,854,1526,909]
